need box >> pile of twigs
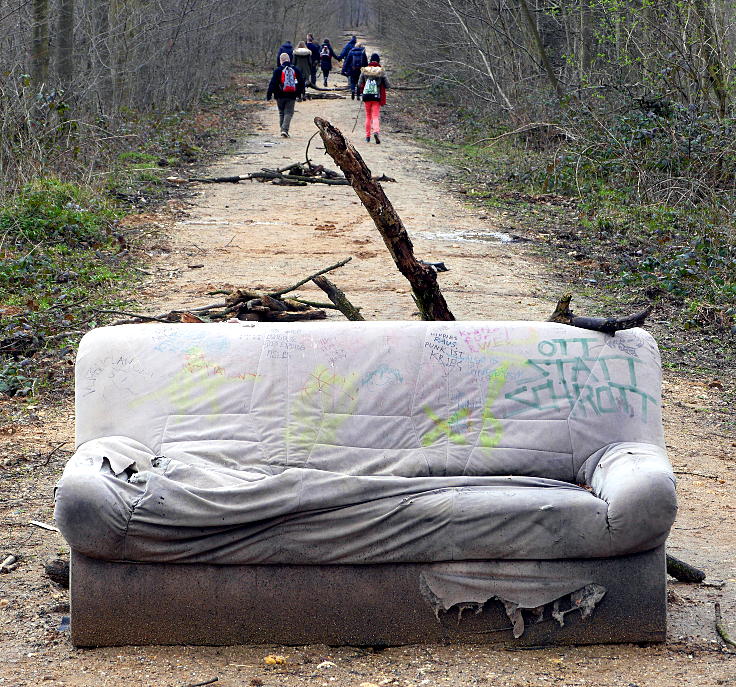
[105,258,357,325]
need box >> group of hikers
[266,33,390,144]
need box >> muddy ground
[1,51,735,687]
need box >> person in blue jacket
[319,39,339,87]
[338,35,357,62]
[305,33,321,86]
[344,42,368,98]
[275,40,293,66]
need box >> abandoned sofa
[54,320,677,647]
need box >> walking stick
[351,95,362,133]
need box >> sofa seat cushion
[54,435,674,565]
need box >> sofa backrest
[75,321,664,483]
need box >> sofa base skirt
[70,546,667,647]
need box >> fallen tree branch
[305,131,319,166]
[291,297,341,310]
[188,175,246,184]
[548,293,652,333]
[0,555,18,573]
[666,553,706,583]
[306,92,346,100]
[312,275,365,321]
[170,166,349,186]
[180,678,218,687]
[93,309,171,323]
[272,178,307,186]
[716,603,736,650]
[472,122,578,147]
[270,257,353,297]
[42,440,69,466]
[314,117,454,321]
[307,83,349,91]
[248,170,349,185]
[673,469,720,480]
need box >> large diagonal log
[314,117,455,321]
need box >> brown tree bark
[93,0,113,112]
[548,293,652,334]
[312,275,364,321]
[314,116,455,321]
[517,0,567,104]
[31,0,50,89]
[56,0,75,89]
[693,0,728,118]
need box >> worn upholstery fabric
[55,321,676,564]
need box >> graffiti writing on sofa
[504,338,658,421]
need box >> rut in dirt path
[138,68,558,323]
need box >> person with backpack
[266,53,305,138]
[358,53,390,144]
[305,33,321,86]
[292,41,312,100]
[275,40,293,67]
[344,42,368,99]
[319,39,339,87]
[338,35,357,62]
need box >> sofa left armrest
[589,442,677,554]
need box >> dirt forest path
[137,81,555,323]
[1,36,736,687]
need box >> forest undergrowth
[386,90,736,414]
[0,72,261,418]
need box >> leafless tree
[0,0,348,195]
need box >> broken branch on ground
[312,275,364,321]
[716,602,736,650]
[104,258,355,325]
[548,293,653,334]
[666,553,706,583]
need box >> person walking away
[293,41,312,99]
[338,34,356,62]
[358,53,390,144]
[267,53,305,138]
[319,39,339,87]
[339,35,357,87]
[345,42,367,99]
[306,33,321,86]
[275,40,293,66]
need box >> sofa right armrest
[588,442,677,555]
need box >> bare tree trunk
[93,0,113,112]
[31,0,50,90]
[579,0,592,76]
[56,0,75,90]
[517,0,566,104]
[694,0,728,117]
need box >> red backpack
[281,65,297,93]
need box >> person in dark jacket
[338,35,357,62]
[344,42,368,99]
[319,39,339,87]
[275,40,293,66]
[267,53,305,137]
[292,41,312,99]
[358,53,390,144]
[305,33,321,86]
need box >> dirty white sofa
[55,321,677,647]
